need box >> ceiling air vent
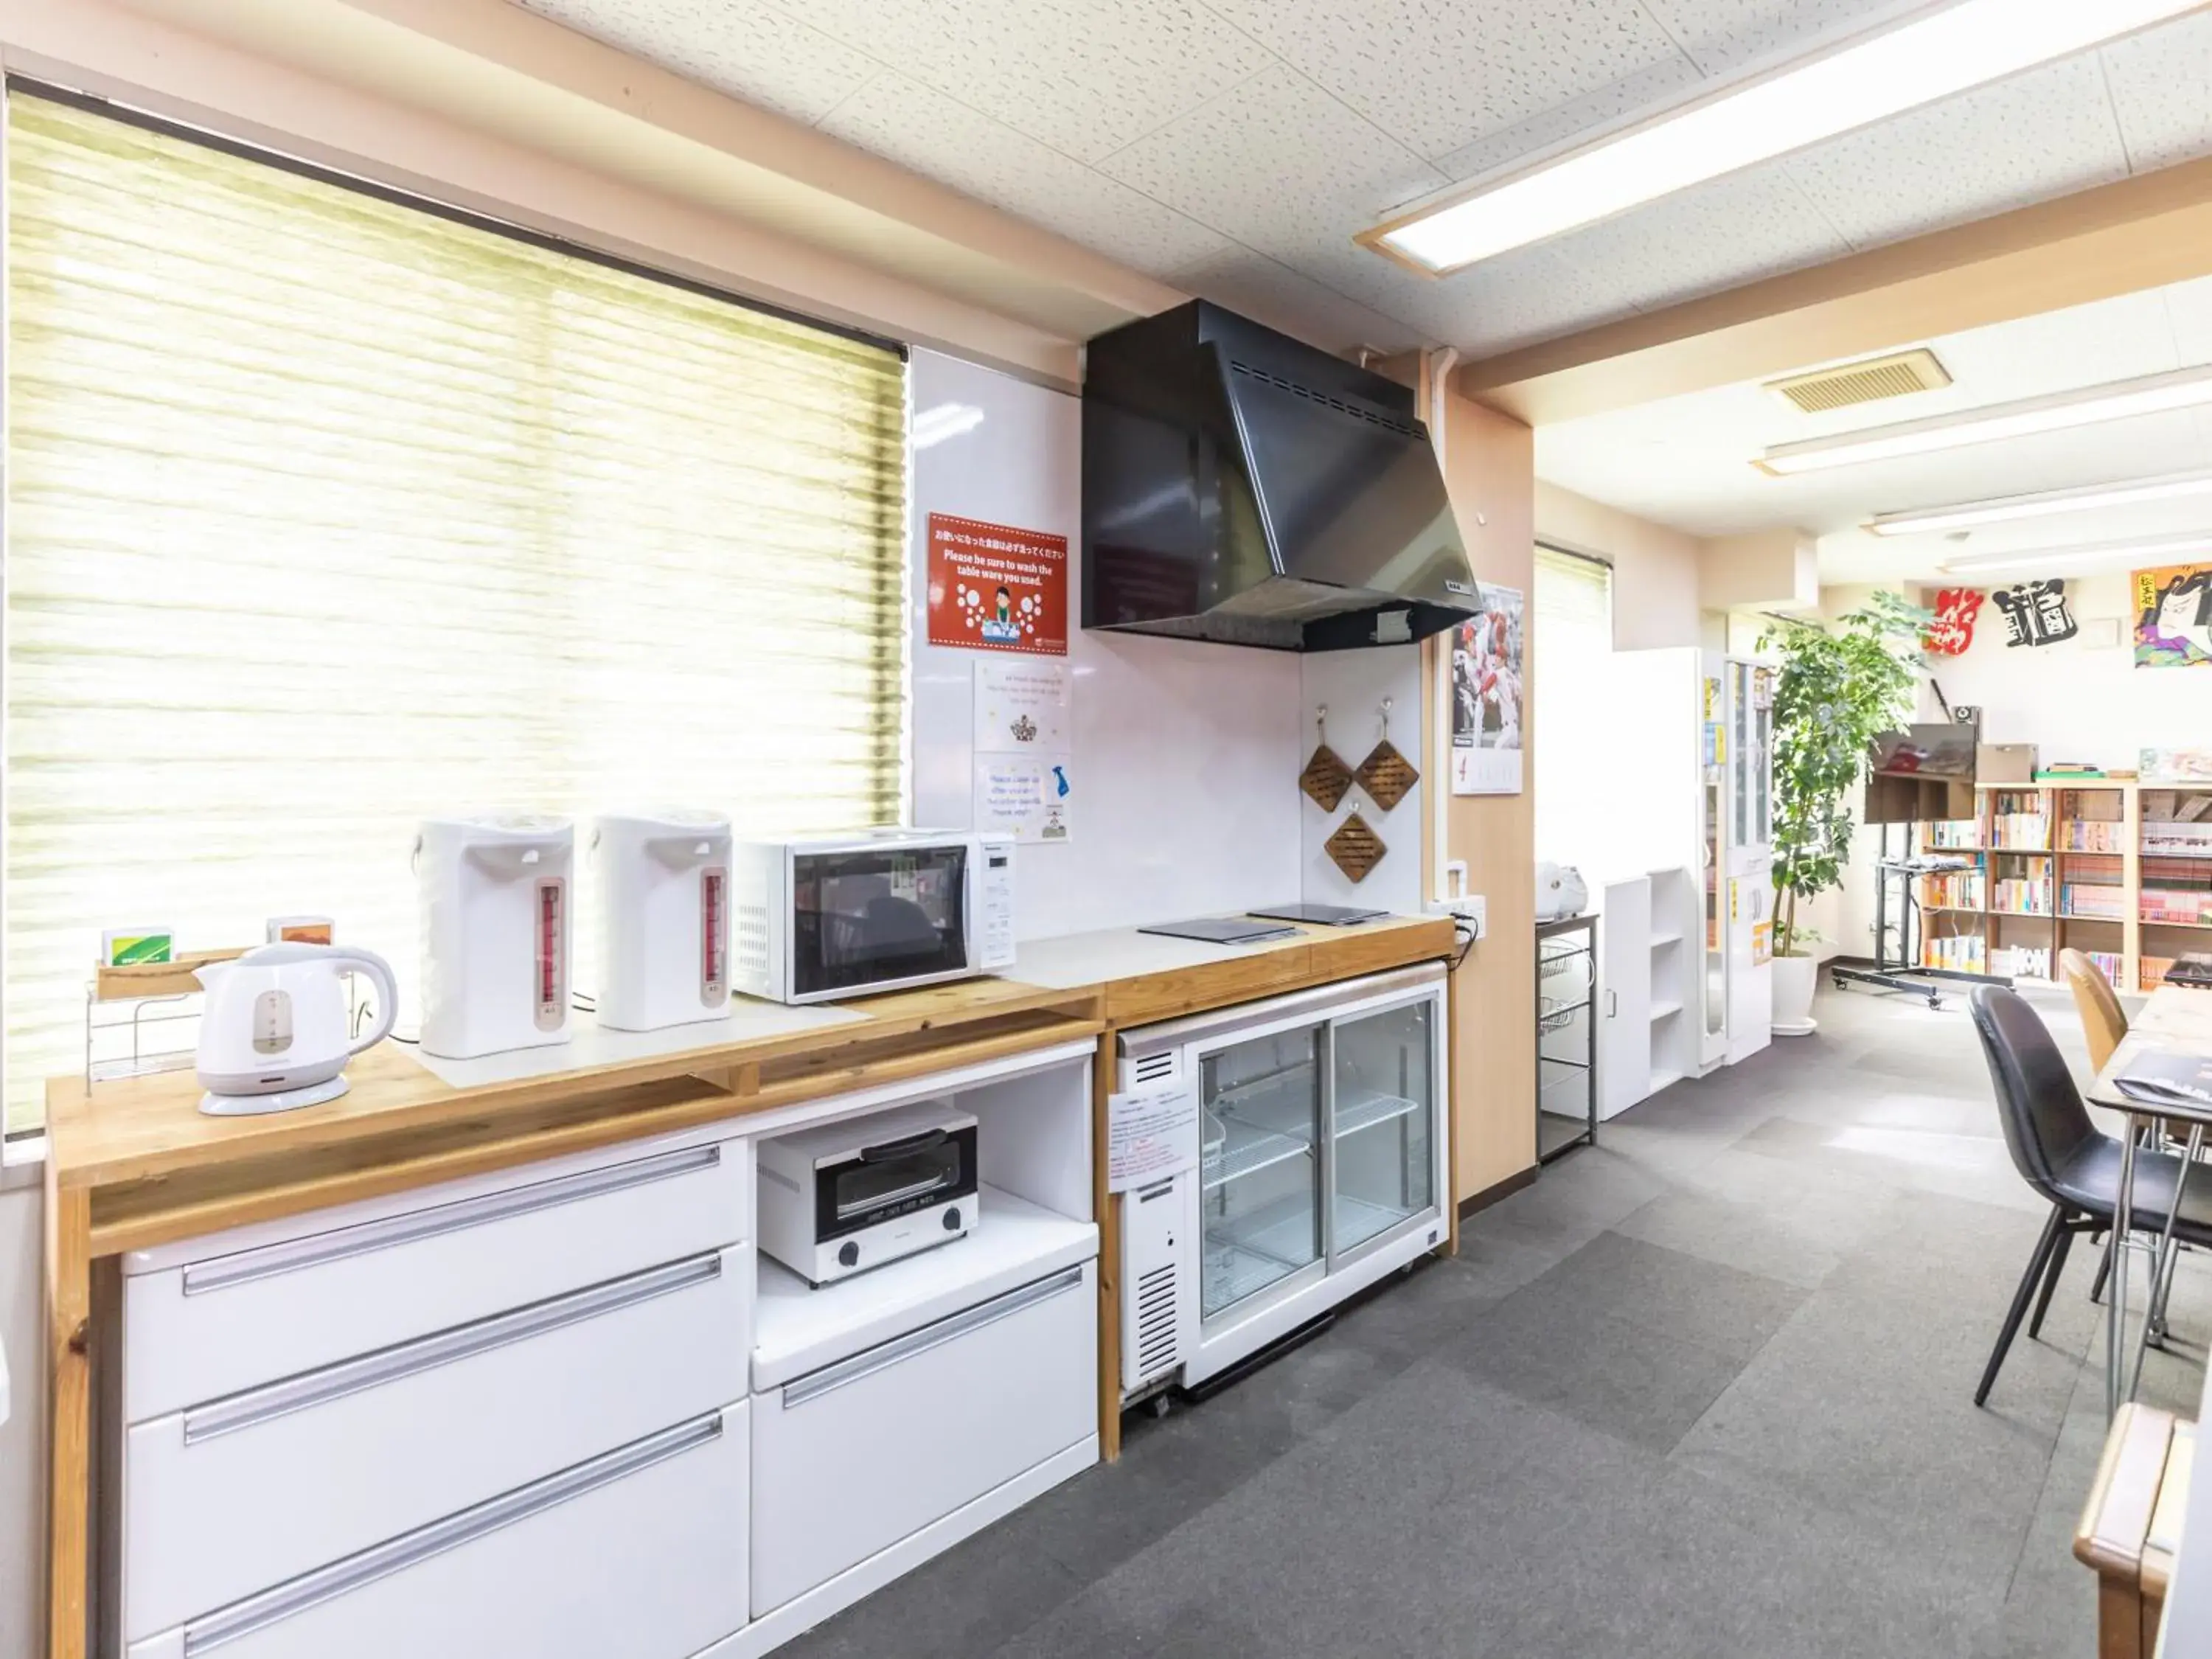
[1766,348,1951,414]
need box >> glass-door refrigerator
[1116,965,1449,1402]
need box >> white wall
[1913,571,2206,768]
[1297,647,1425,919]
[0,1182,44,1659]
[908,348,1318,937]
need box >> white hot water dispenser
[415,815,574,1060]
[591,811,734,1032]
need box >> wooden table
[2089,984,2212,1420]
[41,914,1456,1659]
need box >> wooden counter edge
[46,1157,91,1659]
[49,978,1105,1194]
[2078,1402,2176,1579]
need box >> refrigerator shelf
[1201,1121,1313,1194]
[1334,1193,1416,1255]
[1335,1090,1420,1138]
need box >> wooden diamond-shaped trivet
[1356,740,1419,813]
[1301,743,1354,813]
[1324,813,1385,884]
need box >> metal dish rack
[1536,912,1598,1164]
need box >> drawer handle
[182,1251,724,1445]
[783,1263,1085,1411]
[182,1144,724,1296]
[182,1411,724,1656]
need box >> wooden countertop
[46,912,1453,1256]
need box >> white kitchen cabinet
[125,1403,750,1659]
[1593,876,1652,1121]
[751,1260,1096,1615]
[122,1244,751,1643]
[122,1128,751,1421]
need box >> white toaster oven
[757,1102,979,1285]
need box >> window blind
[4,91,908,1131]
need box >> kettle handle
[333,947,400,1055]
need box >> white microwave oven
[757,1100,979,1284]
[731,830,1015,1005]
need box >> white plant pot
[1773,953,1820,1037]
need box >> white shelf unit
[1647,866,1700,1093]
[1593,866,1703,1117]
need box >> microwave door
[791,844,971,998]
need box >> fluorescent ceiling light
[1365,0,2208,275]
[1868,472,2212,537]
[1759,365,2212,476]
[1940,533,2212,575]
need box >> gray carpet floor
[781,984,2208,1658]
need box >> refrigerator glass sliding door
[1329,1000,1434,1258]
[1199,1026,1322,1321]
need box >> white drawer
[125,1130,749,1421]
[751,1261,1095,1616]
[123,1242,750,1644]
[128,1401,750,1659]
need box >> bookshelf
[1911,778,2212,992]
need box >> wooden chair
[2062,947,2131,1074]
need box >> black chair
[1969,985,2212,1406]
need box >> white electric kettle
[194,942,398,1117]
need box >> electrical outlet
[1429,894,1486,939]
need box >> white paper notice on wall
[1107,1080,1197,1192]
[974,755,1073,843]
[973,659,1071,841]
[974,658,1069,752]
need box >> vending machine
[1714,655,1775,1065]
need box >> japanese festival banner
[2133,563,2212,669]
[1991,580,2077,650]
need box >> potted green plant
[1760,592,1928,1035]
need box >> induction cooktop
[1245,902,1388,926]
[1137,917,1303,945]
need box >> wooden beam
[1459,153,2212,426]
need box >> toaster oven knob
[942,1206,962,1231]
[837,1241,860,1268]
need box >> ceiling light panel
[1940,533,2212,574]
[1868,471,2212,536]
[1366,0,2210,275]
[1761,364,2212,475]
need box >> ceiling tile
[1780,55,2129,249]
[1164,246,1426,353]
[1098,63,1447,266]
[512,0,880,125]
[820,75,1234,276]
[1194,0,1686,163]
[2101,9,2212,173]
[1638,0,1927,77]
[1433,54,1704,181]
[1542,164,1851,314]
[787,0,1273,164]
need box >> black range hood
[1082,300,1478,652]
